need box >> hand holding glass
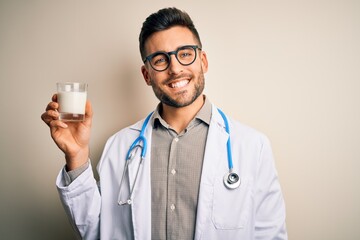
[57,82,87,121]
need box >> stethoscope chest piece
[223,171,241,189]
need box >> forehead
[144,26,198,54]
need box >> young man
[42,7,287,240]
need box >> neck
[161,95,205,133]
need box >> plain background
[1,0,359,239]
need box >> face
[141,26,208,108]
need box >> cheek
[150,71,167,84]
[192,63,204,75]
[146,70,159,85]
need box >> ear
[141,65,152,86]
[200,51,208,73]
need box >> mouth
[168,79,190,89]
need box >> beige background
[1,0,359,239]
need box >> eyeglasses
[143,45,201,72]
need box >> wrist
[65,147,89,171]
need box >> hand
[41,94,93,170]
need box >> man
[42,7,287,240]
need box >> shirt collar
[195,95,212,125]
[152,95,212,129]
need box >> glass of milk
[56,82,87,121]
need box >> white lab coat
[56,104,287,240]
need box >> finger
[49,119,68,129]
[41,110,59,126]
[41,112,51,125]
[52,94,58,102]
[45,101,59,111]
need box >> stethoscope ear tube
[118,143,146,205]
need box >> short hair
[139,7,202,60]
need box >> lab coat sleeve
[56,161,101,240]
[254,136,288,240]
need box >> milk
[57,83,87,121]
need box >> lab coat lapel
[195,105,229,239]
[128,117,153,240]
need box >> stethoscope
[117,109,240,206]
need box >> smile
[169,80,189,88]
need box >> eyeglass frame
[143,45,202,72]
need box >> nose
[167,54,183,75]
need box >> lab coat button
[171,169,176,175]
[170,204,175,211]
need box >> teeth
[170,80,189,88]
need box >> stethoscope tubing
[118,108,240,205]
[217,108,233,170]
[125,112,153,160]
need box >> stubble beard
[151,71,205,108]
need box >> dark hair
[139,7,202,60]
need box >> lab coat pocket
[212,178,252,229]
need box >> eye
[181,52,191,57]
[178,48,194,59]
[152,54,168,66]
